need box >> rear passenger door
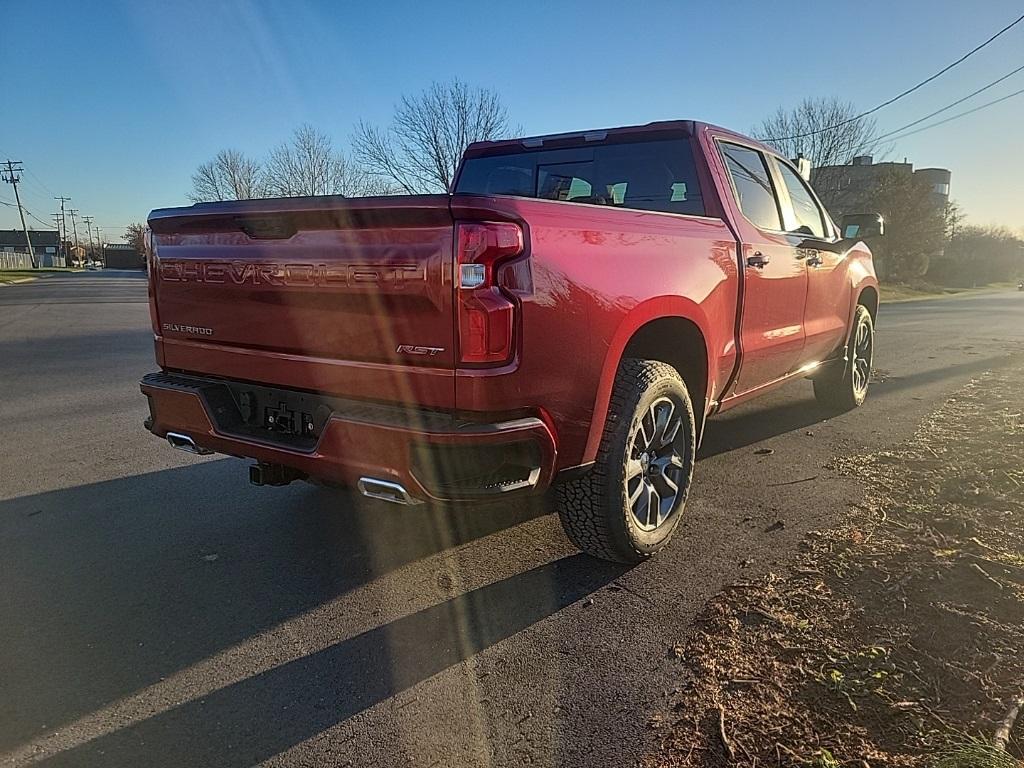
[718,141,808,395]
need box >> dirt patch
[647,364,1024,766]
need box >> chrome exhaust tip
[166,432,214,456]
[357,477,423,505]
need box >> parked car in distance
[141,120,880,563]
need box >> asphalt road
[1,272,1022,767]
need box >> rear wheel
[813,304,874,411]
[556,358,696,563]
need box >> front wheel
[813,304,874,411]
[556,358,696,563]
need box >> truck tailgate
[147,195,456,408]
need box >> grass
[934,736,1021,768]
[882,281,1017,303]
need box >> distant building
[914,167,953,208]
[810,155,951,217]
[0,229,64,267]
[103,242,144,270]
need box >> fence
[0,251,66,269]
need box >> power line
[26,168,55,198]
[0,195,60,228]
[884,85,1024,141]
[876,62,1024,141]
[25,208,56,229]
[766,11,1024,141]
[0,178,66,234]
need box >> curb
[0,277,37,286]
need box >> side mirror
[840,213,885,239]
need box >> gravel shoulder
[647,363,1024,766]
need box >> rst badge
[396,344,444,356]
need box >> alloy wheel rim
[625,396,686,532]
[852,320,872,395]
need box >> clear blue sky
[2,0,1022,239]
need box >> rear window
[454,138,705,216]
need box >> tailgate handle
[236,216,297,240]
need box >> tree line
[753,97,1022,285]
[188,79,512,203]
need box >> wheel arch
[857,283,879,322]
[583,301,713,464]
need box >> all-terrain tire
[556,358,696,563]
[813,304,874,412]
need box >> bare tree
[122,222,147,254]
[189,149,265,202]
[353,79,514,194]
[753,97,883,170]
[264,123,386,197]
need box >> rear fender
[583,297,713,464]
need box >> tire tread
[557,358,685,563]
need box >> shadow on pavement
[33,554,623,768]
[699,398,829,459]
[0,460,554,754]
[868,353,1018,398]
[698,354,1020,459]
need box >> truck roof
[462,120,779,159]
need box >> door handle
[746,252,769,269]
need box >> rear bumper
[140,372,557,502]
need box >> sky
[2,0,1023,240]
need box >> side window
[776,161,826,238]
[720,143,781,230]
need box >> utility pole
[68,208,80,267]
[54,196,71,264]
[2,160,37,268]
[52,213,62,267]
[82,216,95,264]
[95,226,104,266]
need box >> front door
[771,158,851,364]
[717,141,808,395]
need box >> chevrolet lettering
[159,260,424,288]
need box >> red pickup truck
[142,120,880,563]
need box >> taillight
[147,230,160,335]
[456,221,523,365]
